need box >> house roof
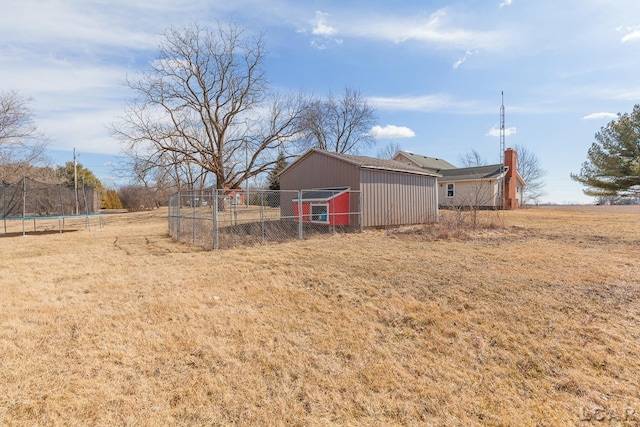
[391,148,526,186]
[439,164,526,186]
[393,151,457,171]
[281,149,441,177]
[438,164,504,182]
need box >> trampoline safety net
[1,177,98,218]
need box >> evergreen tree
[57,162,102,189]
[102,189,123,209]
[571,105,640,198]
[57,162,106,209]
[267,151,288,191]
[265,151,287,207]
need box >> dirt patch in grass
[1,206,639,425]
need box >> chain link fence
[168,188,362,250]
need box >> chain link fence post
[213,189,219,250]
[176,192,181,242]
[359,191,364,232]
[260,190,265,243]
[297,190,303,240]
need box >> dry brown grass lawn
[1,206,639,426]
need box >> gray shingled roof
[314,149,441,177]
[438,164,504,181]
[394,151,457,170]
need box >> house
[393,148,525,209]
[186,186,245,208]
[223,187,245,206]
[278,149,440,227]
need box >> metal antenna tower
[500,91,505,166]
[499,92,506,209]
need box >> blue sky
[2,0,640,203]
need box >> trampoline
[1,177,104,236]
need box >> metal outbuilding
[278,149,440,227]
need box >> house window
[310,203,329,223]
[446,183,455,198]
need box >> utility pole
[74,148,79,215]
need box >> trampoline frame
[1,213,104,236]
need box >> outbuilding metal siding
[279,151,361,190]
[278,150,360,218]
[360,169,438,226]
[279,149,439,227]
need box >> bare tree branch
[513,144,547,205]
[0,90,49,180]
[376,142,402,159]
[300,87,377,154]
[458,149,487,167]
[111,22,306,191]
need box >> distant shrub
[117,185,167,211]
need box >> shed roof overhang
[292,186,350,203]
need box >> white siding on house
[438,179,500,208]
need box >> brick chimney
[504,148,519,209]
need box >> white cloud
[621,28,640,43]
[312,11,337,36]
[310,8,506,52]
[572,85,640,103]
[368,93,486,114]
[499,0,512,8]
[308,11,342,49]
[0,1,158,51]
[0,48,133,155]
[368,125,416,139]
[369,94,454,111]
[453,50,476,69]
[40,113,123,155]
[310,38,343,50]
[582,112,618,120]
[486,126,517,137]
[616,24,640,43]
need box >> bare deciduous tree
[118,141,211,192]
[300,87,377,154]
[376,142,402,159]
[458,149,486,167]
[0,90,49,181]
[513,144,547,205]
[112,22,307,190]
[117,184,165,211]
